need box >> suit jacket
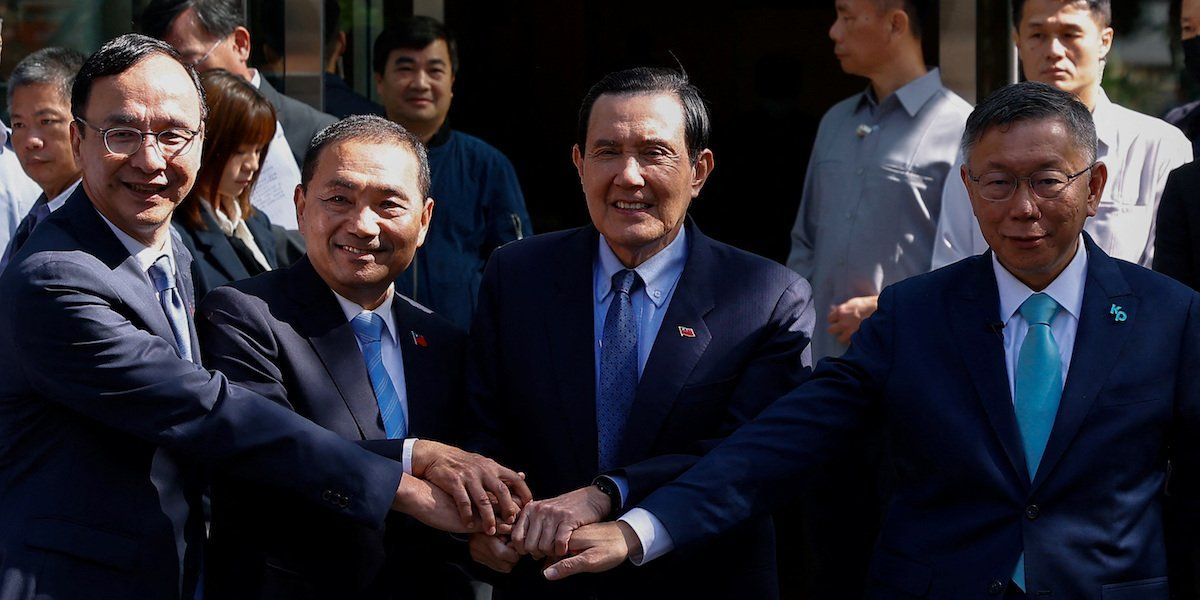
[639,234,1200,599]
[173,207,279,300]
[1153,161,1200,291]
[197,257,470,599]
[256,77,337,166]
[0,188,404,599]
[467,220,815,599]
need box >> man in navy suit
[547,81,1200,598]
[464,67,815,599]
[197,115,477,598]
[0,35,527,600]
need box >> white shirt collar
[595,226,688,309]
[333,286,399,344]
[94,207,176,274]
[249,68,261,89]
[47,179,82,212]
[993,235,1088,324]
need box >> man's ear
[1085,161,1108,217]
[1098,26,1114,61]
[231,26,252,64]
[293,184,307,229]
[690,148,715,198]
[572,144,585,181]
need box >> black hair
[71,33,207,122]
[139,0,244,41]
[8,47,86,109]
[1012,0,1112,28]
[577,66,711,162]
[372,16,458,76]
[961,81,1097,165]
[301,114,431,197]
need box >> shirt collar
[856,68,943,118]
[1090,87,1117,153]
[47,179,82,212]
[249,68,261,89]
[594,226,688,308]
[0,119,9,150]
[333,286,399,345]
[993,235,1088,324]
[94,207,176,274]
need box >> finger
[502,471,534,505]
[494,538,520,564]
[467,479,497,535]
[537,516,560,557]
[487,474,518,523]
[544,549,607,581]
[552,521,574,557]
[447,480,475,528]
[510,505,531,553]
[523,510,546,557]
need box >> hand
[511,485,611,558]
[410,440,533,535]
[391,474,480,533]
[469,533,521,573]
[827,295,879,345]
[542,521,640,581]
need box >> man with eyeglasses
[139,0,336,233]
[932,0,1192,270]
[0,34,533,600]
[543,81,1200,599]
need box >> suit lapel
[289,259,385,440]
[392,298,435,437]
[619,224,715,465]
[192,209,250,282]
[948,253,1031,485]
[1031,238,1134,492]
[546,227,602,474]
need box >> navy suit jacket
[638,235,1200,599]
[0,188,404,600]
[196,258,471,599]
[467,220,814,598]
[174,207,279,300]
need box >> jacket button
[988,579,1006,595]
[322,490,332,502]
[1025,504,1040,520]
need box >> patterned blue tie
[1012,292,1062,590]
[147,255,194,363]
[350,312,407,439]
[597,269,641,471]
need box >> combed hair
[7,47,86,110]
[577,66,711,162]
[1012,0,1111,28]
[877,0,929,39]
[960,81,1097,165]
[139,0,244,41]
[71,33,207,122]
[301,114,431,197]
[372,16,458,76]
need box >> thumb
[542,550,602,581]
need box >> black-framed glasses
[75,117,201,158]
[967,163,1096,202]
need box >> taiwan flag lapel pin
[411,331,429,347]
[678,325,696,338]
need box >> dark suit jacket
[0,188,404,600]
[467,220,814,599]
[1154,161,1200,291]
[639,235,1200,599]
[173,207,279,300]
[256,77,337,166]
[197,257,470,599]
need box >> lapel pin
[678,325,696,338]
[1109,304,1127,323]
[855,124,874,138]
[411,331,428,347]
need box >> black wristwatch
[591,475,622,520]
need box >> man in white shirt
[932,0,1191,269]
[0,22,43,258]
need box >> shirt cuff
[618,508,674,566]
[402,438,417,475]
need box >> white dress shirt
[46,179,82,213]
[628,237,1090,566]
[0,122,44,254]
[332,288,416,473]
[248,70,303,230]
[933,88,1193,269]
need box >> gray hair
[960,81,1097,167]
[7,47,86,111]
[300,114,431,198]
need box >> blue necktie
[147,255,195,363]
[597,269,641,471]
[1012,292,1062,590]
[350,312,407,439]
[0,195,50,271]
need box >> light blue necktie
[350,312,407,439]
[1012,292,1062,590]
[597,269,641,471]
[148,255,194,363]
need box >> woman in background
[175,69,280,299]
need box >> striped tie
[350,312,407,439]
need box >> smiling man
[462,67,814,599]
[933,0,1192,269]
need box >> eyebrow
[590,137,676,149]
[323,176,410,200]
[392,56,446,67]
[105,113,198,130]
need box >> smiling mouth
[615,201,650,210]
[124,182,169,196]
[337,243,381,256]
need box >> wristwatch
[591,475,622,520]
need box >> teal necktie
[1012,292,1063,590]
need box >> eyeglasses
[967,163,1096,202]
[75,117,201,158]
[183,36,224,68]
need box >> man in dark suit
[197,114,475,598]
[0,35,527,600]
[1153,161,1200,290]
[549,82,1200,598]
[464,67,815,599]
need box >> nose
[1047,36,1067,59]
[244,150,261,174]
[829,18,841,42]
[347,205,381,237]
[1007,182,1041,220]
[127,134,166,172]
[23,134,44,151]
[411,69,431,90]
[614,156,645,188]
